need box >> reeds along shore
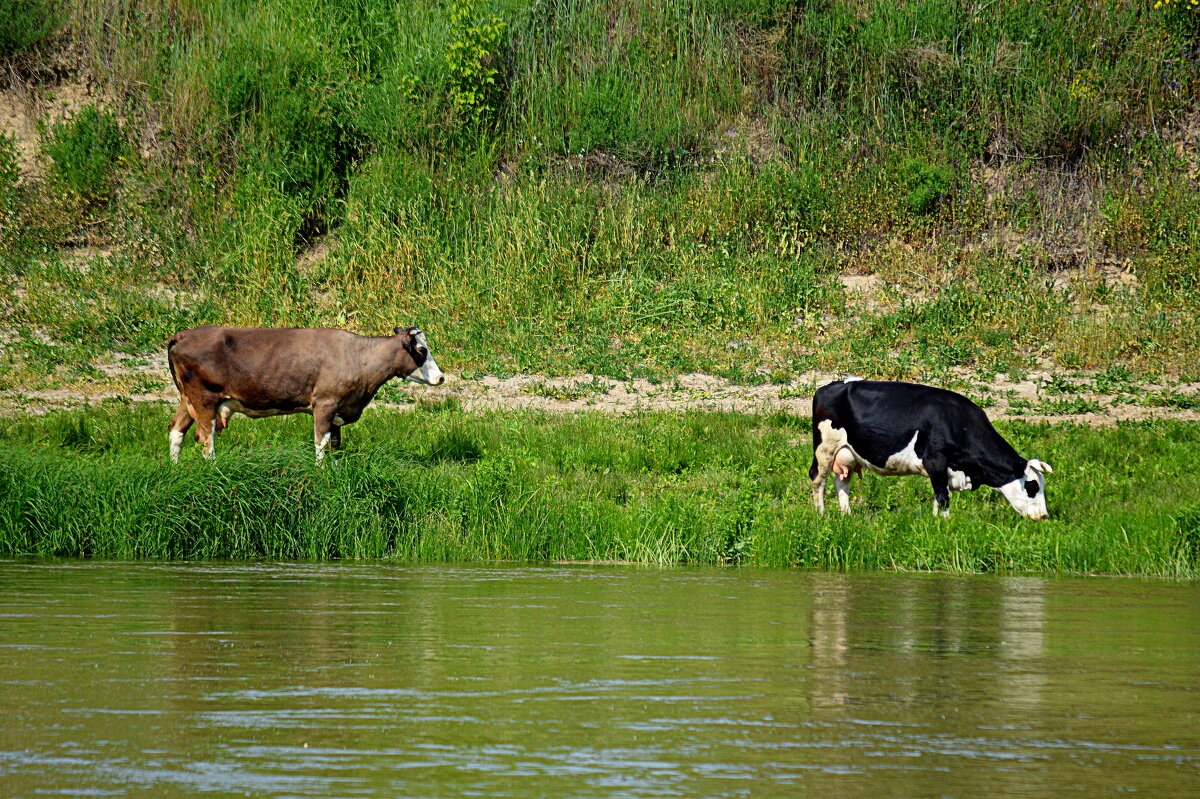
[3,1,1200,391]
[1,404,1197,577]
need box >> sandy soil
[2,349,1197,426]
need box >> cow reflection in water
[805,575,1048,714]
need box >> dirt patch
[4,362,1197,427]
[0,87,41,178]
[1,76,106,179]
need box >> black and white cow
[809,378,1053,519]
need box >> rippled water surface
[1,562,1198,797]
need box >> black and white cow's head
[395,326,445,386]
[997,459,1053,520]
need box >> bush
[445,0,508,126]
[900,158,952,216]
[42,104,129,204]
[1137,252,1200,304]
[0,0,60,57]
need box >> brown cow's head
[394,326,445,385]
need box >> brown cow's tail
[166,332,186,392]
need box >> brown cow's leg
[313,403,339,463]
[168,398,194,463]
[186,391,221,460]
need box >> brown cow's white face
[998,459,1053,520]
[403,327,445,386]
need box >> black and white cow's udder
[823,421,972,486]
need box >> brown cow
[166,325,444,462]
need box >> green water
[0,563,1197,797]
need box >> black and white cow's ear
[1025,459,1053,479]
[406,326,423,338]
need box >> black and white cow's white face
[400,327,445,386]
[997,459,1053,520]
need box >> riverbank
[1,404,1196,576]
[3,353,1200,426]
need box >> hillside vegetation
[2,0,1199,391]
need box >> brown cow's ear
[393,326,404,336]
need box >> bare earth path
[2,351,1198,425]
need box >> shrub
[0,0,60,57]
[446,0,507,126]
[42,104,129,204]
[900,158,952,216]
[1137,252,1200,304]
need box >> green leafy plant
[446,0,507,126]
[523,377,611,401]
[42,105,129,205]
[0,0,60,56]
[900,158,951,216]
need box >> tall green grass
[1,404,1196,576]
[3,1,1199,387]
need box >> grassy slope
[1,404,1197,576]
[0,0,1198,392]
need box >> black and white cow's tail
[808,424,821,481]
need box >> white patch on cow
[841,375,864,383]
[169,429,184,463]
[203,429,215,460]
[315,431,332,463]
[948,468,973,492]
[881,431,927,476]
[826,429,928,479]
[405,330,445,386]
[219,399,303,420]
[998,466,1049,521]
[333,415,345,427]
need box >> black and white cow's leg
[925,455,952,518]
[810,455,829,514]
[810,420,847,514]
[834,471,853,514]
[832,446,859,513]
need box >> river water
[0,562,1197,797]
